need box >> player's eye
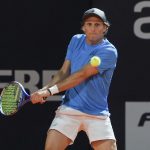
[86,22,92,26]
[95,23,101,27]
[95,23,99,26]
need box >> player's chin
[89,35,102,41]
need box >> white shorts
[48,105,116,144]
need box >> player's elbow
[82,65,99,78]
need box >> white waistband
[56,105,108,119]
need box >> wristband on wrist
[47,88,52,95]
[47,85,59,95]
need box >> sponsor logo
[125,102,150,150]
[133,1,150,39]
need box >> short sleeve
[65,34,85,61]
[97,48,118,74]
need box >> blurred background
[0,0,150,150]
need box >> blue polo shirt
[62,34,118,116]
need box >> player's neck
[86,37,103,45]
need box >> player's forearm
[42,70,69,90]
[47,64,98,95]
[56,70,88,93]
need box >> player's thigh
[45,129,72,150]
[91,139,117,150]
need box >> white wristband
[48,85,59,95]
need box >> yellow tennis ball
[90,56,101,67]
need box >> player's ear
[103,26,109,34]
[82,26,85,32]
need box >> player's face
[82,16,108,45]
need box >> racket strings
[1,84,21,115]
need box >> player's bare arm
[31,63,99,103]
[31,60,71,103]
[42,60,71,90]
[56,64,99,93]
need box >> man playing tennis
[31,8,118,150]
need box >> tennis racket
[0,81,45,116]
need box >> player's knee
[44,135,55,150]
[109,140,117,150]
[44,134,70,150]
[92,139,117,150]
[45,143,69,150]
[45,143,60,150]
[45,141,52,150]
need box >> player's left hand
[31,89,50,104]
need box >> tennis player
[31,8,118,150]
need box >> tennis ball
[90,56,101,67]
